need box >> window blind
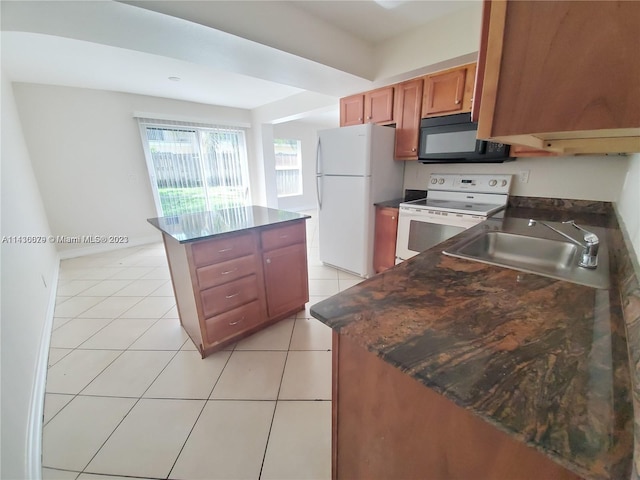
[137,118,250,217]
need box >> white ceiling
[1,0,475,125]
[290,0,472,44]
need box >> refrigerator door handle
[316,137,322,209]
[316,175,322,210]
[315,136,322,175]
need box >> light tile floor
[42,214,363,480]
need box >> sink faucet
[528,219,599,269]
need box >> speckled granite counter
[311,198,638,480]
[148,206,310,243]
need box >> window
[138,119,250,217]
[274,139,303,197]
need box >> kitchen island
[311,199,639,480]
[149,206,310,357]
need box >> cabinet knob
[266,258,271,264]
[367,116,372,120]
[411,147,417,152]
[391,216,396,220]
[455,99,461,105]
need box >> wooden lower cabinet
[263,243,309,318]
[332,332,580,480]
[163,219,309,357]
[373,206,399,273]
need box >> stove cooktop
[401,197,506,216]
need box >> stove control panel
[428,174,512,194]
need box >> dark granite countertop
[374,189,428,208]
[373,198,404,208]
[311,200,635,480]
[148,206,310,243]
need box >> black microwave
[418,113,512,163]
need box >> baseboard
[26,257,60,480]
[57,234,162,259]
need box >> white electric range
[395,173,513,263]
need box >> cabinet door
[423,68,466,116]
[364,87,394,124]
[394,79,424,160]
[373,207,399,274]
[263,243,309,319]
[340,94,365,127]
[477,0,640,153]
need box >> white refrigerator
[316,123,404,278]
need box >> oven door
[395,208,481,263]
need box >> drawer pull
[279,234,288,239]
[220,268,237,275]
[229,316,245,326]
[225,292,240,299]
[218,247,234,253]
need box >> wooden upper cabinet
[477,0,640,154]
[422,64,475,117]
[340,94,364,127]
[394,78,424,160]
[364,86,394,125]
[341,88,394,126]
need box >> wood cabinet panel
[423,64,476,118]
[196,254,258,290]
[334,333,580,480]
[191,232,255,267]
[364,86,394,124]
[263,243,309,319]
[423,68,466,116]
[477,0,640,153]
[373,206,399,274]
[394,78,423,160]
[340,94,364,127]
[261,221,306,251]
[200,274,259,318]
[204,300,262,345]
[510,144,558,158]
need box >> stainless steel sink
[443,219,610,289]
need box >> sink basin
[443,224,610,289]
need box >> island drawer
[196,254,258,290]
[190,232,256,267]
[261,221,305,252]
[200,274,259,317]
[204,300,262,345]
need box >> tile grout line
[76,345,184,478]
[44,249,179,470]
[257,315,298,480]
[164,348,237,480]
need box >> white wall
[12,83,253,257]
[403,155,630,201]
[617,153,640,262]
[273,121,332,212]
[374,2,482,81]
[1,73,59,480]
